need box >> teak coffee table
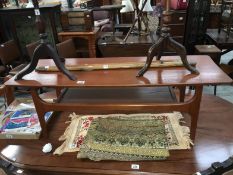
[1,55,233,175]
[4,55,232,142]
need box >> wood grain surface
[1,94,233,175]
[5,56,232,87]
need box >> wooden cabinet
[60,9,93,32]
[184,0,211,54]
[58,28,100,57]
[167,10,187,45]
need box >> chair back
[93,11,110,21]
[56,39,77,58]
[0,40,21,66]
[26,41,40,60]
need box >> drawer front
[68,12,84,18]
[170,12,186,24]
[168,24,185,36]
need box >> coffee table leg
[189,85,203,141]
[178,86,186,102]
[31,88,48,138]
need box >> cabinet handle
[179,17,184,21]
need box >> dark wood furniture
[13,0,75,82]
[60,8,93,32]
[0,39,27,76]
[137,0,198,77]
[98,33,157,57]
[208,12,221,29]
[4,55,232,142]
[194,45,221,65]
[61,5,124,33]
[93,4,125,31]
[208,3,221,29]
[206,28,233,84]
[0,4,61,48]
[168,10,187,44]
[56,38,78,58]
[206,28,233,54]
[1,94,233,174]
[58,28,100,58]
[99,7,187,57]
[184,0,211,54]
[66,0,112,7]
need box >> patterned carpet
[54,112,191,161]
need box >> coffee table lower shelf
[1,95,233,175]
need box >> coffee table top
[5,55,232,87]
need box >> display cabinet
[184,0,211,54]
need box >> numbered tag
[131,164,140,170]
[16,169,24,174]
[103,64,109,69]
[34,9,41,16]
[77,80,85,85]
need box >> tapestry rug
[77,116,169,161]
[54,112,192,160]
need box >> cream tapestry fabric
[54,112,192,157]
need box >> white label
[103,64,109,69]
[16,169,24,174]
[77,80,85,85]
[179,17,184,21]
[131,164,140,170]
[34,9,40,16]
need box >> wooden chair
[56,39,78,58]
[0,40,27,76]
[0,65,6,82]
[26,40,40,60]
[93,10,113,32]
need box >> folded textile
[77,116,169,161]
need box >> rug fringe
[54,117,81,155]
[168,112,192,149]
